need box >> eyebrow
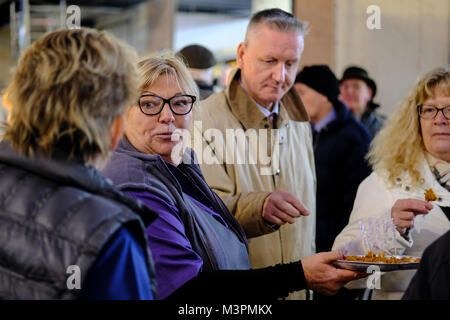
[141,91,183,97]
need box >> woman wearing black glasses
[102,54,364,301]
[333,66,450,300]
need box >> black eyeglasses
[138,94,196,115]
[417,104,450,120]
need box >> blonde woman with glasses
[102,54,365,301]
[333,66,450,300]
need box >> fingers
[302,252,368,296]
[392,198,433,217]
[283,192,310,216]
[267,207,296,224]
[318,250,342,264]
[263,214,284,225]
[334,269,364,282]
[274,200,300,219]
[391,198,433,231]
[262,190,310,225]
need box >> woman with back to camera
[0,28,157,299]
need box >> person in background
[333,66,450,299]
[192,8,316,300]
[339,66,386,137]
[102,53,365,301]
[176,44,217,100]
[403,229,450,299]
[0,28,157,300]
[0,84,9,136]
[294,65,372,253]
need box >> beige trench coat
[191,69,316,299]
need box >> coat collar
[118,135,198,167]
[0,140,158,225]
[225,68,310,130]
[389,154,450,206]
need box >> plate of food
[334,251,421,272]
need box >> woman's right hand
[391,198,433,234]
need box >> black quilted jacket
[0,140,158,299]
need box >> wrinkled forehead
[246,22,303,45]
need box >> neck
[312,101,334,124]
[351,107,365,120]
[239,75,274,110]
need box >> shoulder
[81,225,154,300]
[327,119,371,156]
[425,230,450,256]
[356,170,389,194]
[196,91,235,129]
[102,149,166,196]
[340,115,372,142]
[198,91,229,116]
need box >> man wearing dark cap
[339,66,386,137]
[176,44,217,100]
[295,65,372,256]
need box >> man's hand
[301,251,366,296]
[391,199,432,234]
[262,190,310,225]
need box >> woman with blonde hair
[333,66,450,299]
[0,28,157,299]
[102,53,365,300]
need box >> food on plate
[343,251,420,263]
[424,188,437,202]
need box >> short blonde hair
[137,53,199,102]
[368,66,450,186]
[3,28,139,163]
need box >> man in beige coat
[192,9,316,299]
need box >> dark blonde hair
[368,66,450,186]
[137,53,199,101]
[3,28,139,163]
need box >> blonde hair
[2,28,139,163]
[137,53,199,102]
[368,66,450,187]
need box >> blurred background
[0,0,449,116]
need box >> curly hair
[2,28,139,164]
[367,66,450,187]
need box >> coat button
[275,169,281,176]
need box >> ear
[236,42,246,69]
[367,86,374,98]
[109,115,125,151]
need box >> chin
[263,94,282,106]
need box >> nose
[158,102,175,123]
[273,63,286,83]
[434,109,449,124]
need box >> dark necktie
[268,113,277,129]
